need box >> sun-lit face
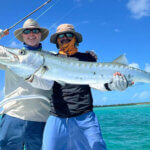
[22,28,42,47]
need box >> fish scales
[0,45,150,85]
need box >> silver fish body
[0,45,150,85]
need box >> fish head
[0,45,20,65]
[0,45,44,78]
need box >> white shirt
[0,65,53,122]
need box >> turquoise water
[94,104,150,150]
[1,104,150,150]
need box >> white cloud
[129,62,150,72]
[114,28,120,32]
[129,63,139,68]
[101,97,108,102]
[9,41,22,48]
[145,63,150,72]
[127,0,150,19]
[139,91,150,99]
[131,92,139,99]
[131,90,150,100]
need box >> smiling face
[22,28,42,47]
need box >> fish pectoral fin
[112,54,129,65]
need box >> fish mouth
[7,51,19,61]
[0,47,19,64]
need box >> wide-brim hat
[14,18,49,42]
[50,24,82,44]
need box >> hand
[0,29,9,39]
[0,29,4,39]
[86,50,98,61]
[107,72,134,91]
[16,51,44,79]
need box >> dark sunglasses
[58,33,73,38]
[23,28,41,34]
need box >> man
[42,24,132,150]
[0,18,53,150]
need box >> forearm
[26,75,54,90]
[0,64,6,70]
[0,46,9,70]
[90,83,110,91]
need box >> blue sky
[0,0,150,105]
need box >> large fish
[0,45,150,86]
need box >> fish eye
[19,50,26,55]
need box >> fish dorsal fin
[112,54,129,65]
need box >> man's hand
[0,29,9,39]
[86,50,98,61]
[0,29,4,39]
[107,72,134,91]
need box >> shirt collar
[23,43,42,51]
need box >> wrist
[25,75,34,82]
[104,83,112,91]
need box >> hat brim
[14,27,49,42]
[50,31,82,44]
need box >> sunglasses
[58,33,73,38]
[23,29,41,34]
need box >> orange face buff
[57,36,78,56]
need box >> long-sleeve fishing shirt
[0,44,53,122]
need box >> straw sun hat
[14,18,49,42]
[50,24,82,44]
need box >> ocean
[0,104,150,150]
[94,104,150,150]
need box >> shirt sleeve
[26,75,54,90]
[89,83,109,91]
[0,64,6,70]
[0,47,8,70]
[86,52,97,62]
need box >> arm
[25,75,54,90]
[86,50,97,61]
[0,29,9,39]
[0,44,8,70]
[90,83,109,91]
[0,64,7,70]
[90,72,134,91]
[86,52,132,91]
[0,29,5,39]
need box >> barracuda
[0,45,150,86]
